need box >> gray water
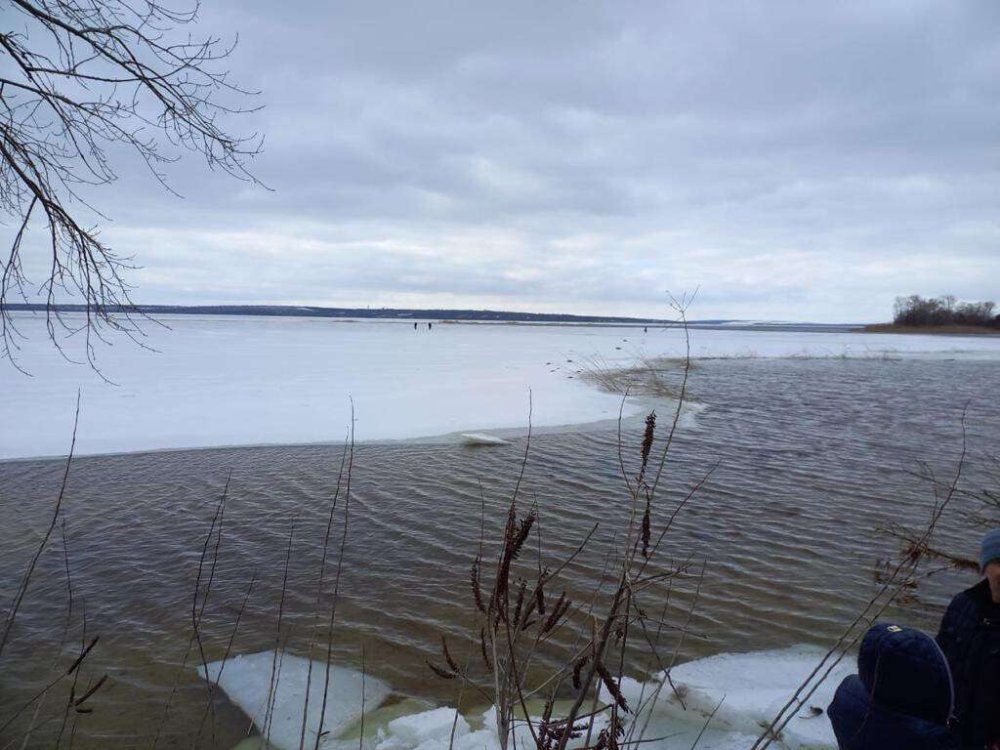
[1,357,998,748]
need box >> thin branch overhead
[0,0,261,366]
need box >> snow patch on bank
[635,645,851,749]
[198,651,390,749]
[201,646,852,750]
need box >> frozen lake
[2,312,999,459]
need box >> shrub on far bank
[892,295,1000,329]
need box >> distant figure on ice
[428,322,432,330]
[414,322,418,330]
[937,528,1000,749]
[828,622,957,749]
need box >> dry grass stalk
[424,300,708,750]
[190,474,231,749]
[0,395,111,749]
[311,402,357,750]
[0,392,80,659]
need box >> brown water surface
[1,358,997,748]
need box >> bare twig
[0,391,79,658]
[1,0,262,365]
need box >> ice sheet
[198,650,391,750]
[4,313,997,459]
[2,315,648,459]
[206,647,852,750]
[642,645,852,749]
[459,433,512,446]
[375,707,471,750]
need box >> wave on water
[201,646,852,750]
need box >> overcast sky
[13,0,1000,321]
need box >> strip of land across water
[14,303,1000,335]
[4,302,670,324]
[4,302,859,331]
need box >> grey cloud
[12,0,1000,322]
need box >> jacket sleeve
[936,595,963,660]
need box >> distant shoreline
[1,303,863,331]
[3,302,672,326]
[861,323,1000,336]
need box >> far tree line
[893,294,999,328]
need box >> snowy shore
[201,646,853,750]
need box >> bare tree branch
[1,0,261,366]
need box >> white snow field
[203,646,854,750]
[3,312,999,460]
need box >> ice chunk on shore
[618,645,849,749]
[338,698,436,742]
[671,645,848,747]
[210,646,847,750]
[460,433,511,446]
[376,707,470,750]
[198,650,390,750]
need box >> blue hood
[828,622,957,750]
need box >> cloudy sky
[13,0,1000,321]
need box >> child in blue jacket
[828,621,958,750]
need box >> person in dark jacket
[937,528,1000,749]
[828,621,958,750]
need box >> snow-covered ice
[375,707,471,750]
[2,314,649,459]
[636,645,853,749]
[198,650,391,749]
[3,312,998,459]
[201,646,855,750]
